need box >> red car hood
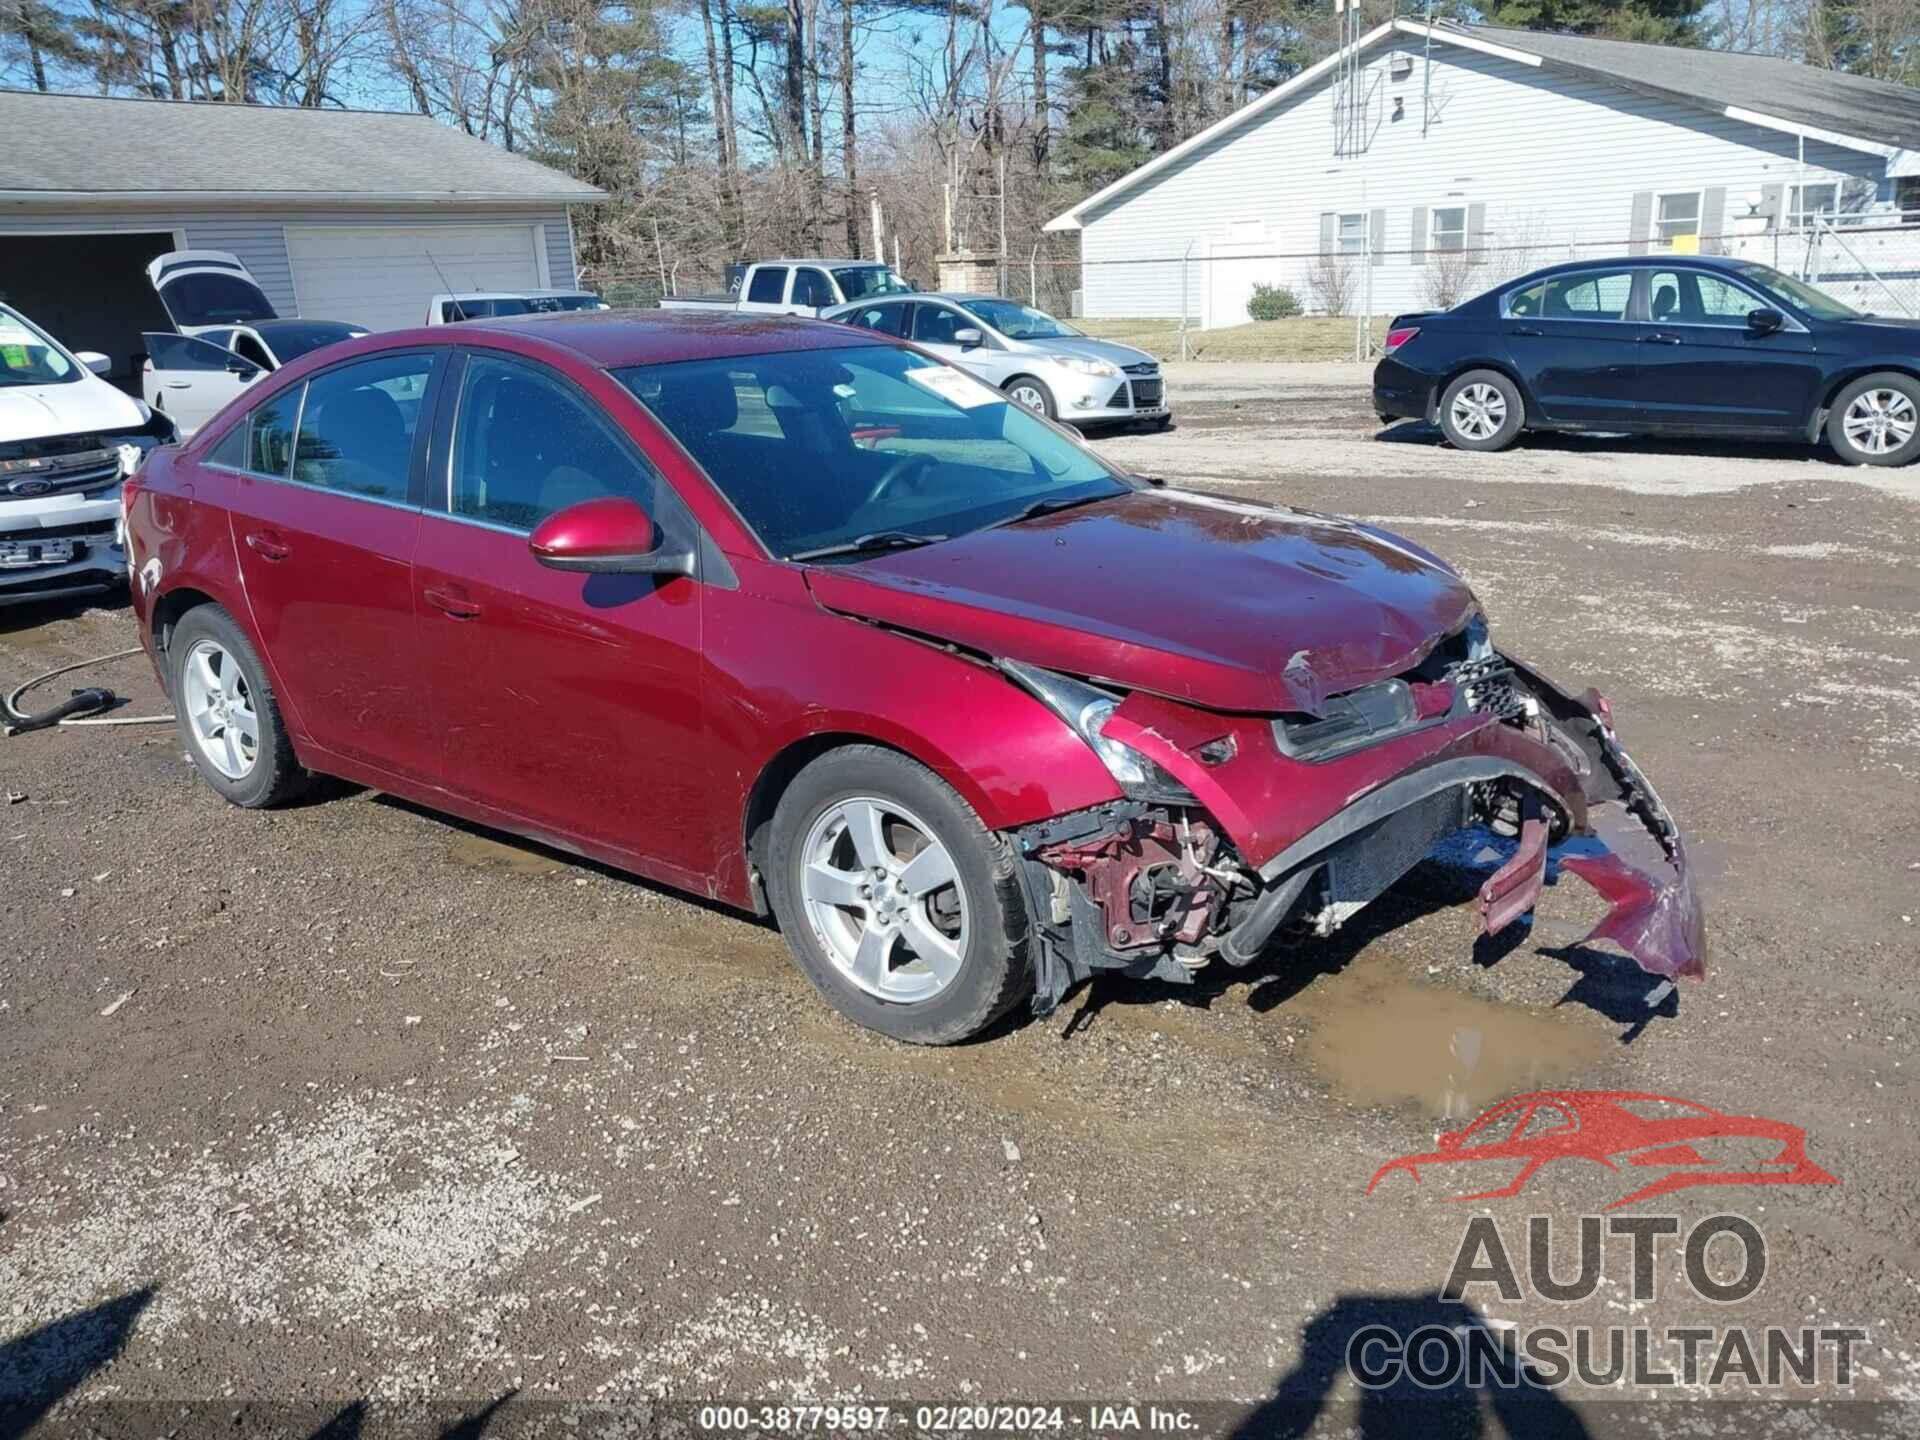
[803,489,1477,713]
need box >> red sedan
[123,311,1704,1044]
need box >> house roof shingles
[0,89,606,202]
[1469,24,1920,153]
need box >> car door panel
[1631,269,1822,431]
[1499,269,1642,424]
[226,351,441,781]
[143,332,266,436]
[414,351,710,875]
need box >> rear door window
[290,352,435,502]
[1507,270,1634,321]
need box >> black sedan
[1373,255,1920,466]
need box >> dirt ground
[3,361,1918,1437]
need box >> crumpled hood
[803,488,1478,714]
[0,381,145,446]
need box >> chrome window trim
[1650,267,1812,334]
[1498,268,1640,323]
[203,459,422,515]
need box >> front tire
[1439,369,1524,452]
[1003,376,1057,420]
[766,745,1031,1044]
[169,605,308,808]
[1827,372,1920,466]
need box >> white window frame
[1654,188,1704,246]
[1429,204,1468,252]
[1336,212,1367,256]
[1787,181,1840,229]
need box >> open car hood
[803,489,1478,714]
[146,250,278,335]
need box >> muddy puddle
[1292,961,1611,1119]
[447,831,568,876]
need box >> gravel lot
[3,361,1918,1436]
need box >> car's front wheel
[766,745,1032,1044]
[1003,376,1056,420]
[169,604,309,808]
[1438,369,1525,452]
[1827,372,1920,466]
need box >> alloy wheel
[799,796,968,1003]
[1842,389,1917,456]
[1449,383,1507,441]
[181,638,260,780]
[1010,384,1047,412]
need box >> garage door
[285,224,543,332]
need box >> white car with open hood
[140,250,366,436]
[1,303,174,607]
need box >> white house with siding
[0,90,605,382]
[1044,21,1920,327]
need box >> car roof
[763,257,883,267]
[1510,254,1758,284]
[450,308,892,368]
[438,292,526,301]
[254,318,360,335]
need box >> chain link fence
[581,219,1920,365]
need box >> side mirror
[76,351,112,375]
[529,496,695,577]
[954,327,984,350]
[1747,307,1785,336]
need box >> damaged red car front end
[808,488,1704,1012]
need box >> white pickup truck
[660,259,913,317]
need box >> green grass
[1076,316,1387,363]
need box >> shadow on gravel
[0,591,132,639]
[1230,1291,1590,1440]
[0,1285,153,1433]
[1373,419,1841,466]
[304,1391,517,1440]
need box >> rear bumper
[1372,356,1434,421]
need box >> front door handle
[244,530,290,561]
[1640,332,1683,345]
[423,585,482,619]
[164,380,193,389]
[1510,326,1545,337]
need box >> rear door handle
[423,585,482,619]
[244,530,290,561]
[1640,332,1683,345]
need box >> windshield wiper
[789,530,950,563]
[983,490,1116,531]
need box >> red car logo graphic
[1367,1090,1838,1210]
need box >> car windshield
[452,298,533,320]
[527,293,603,312]
[831,266,913,302]
[260,322,366,363]
[955,298,1082,341]
[619,343,1127,561]
[0,307,79,387]
[1735,263,1862,321]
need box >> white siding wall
[1077,45,1883,322]
[0,204,581,315]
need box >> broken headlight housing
[1000,661,1197,805]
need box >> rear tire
[169,605,309,809]
[1003,376,1056,420]
[766,745,1031,1045]
[1826,372,1920,467]
[1439,369,1524,452]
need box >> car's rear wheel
[1004,376,1056,420]
[1439,369,1524,452]
[169,605,308,809]
[1827,373,1920,467]
[766,745,1031,1044]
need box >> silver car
[823,293,1170,430]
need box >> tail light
[1384,325,1421,353]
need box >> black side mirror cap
[1747,307,1785,335]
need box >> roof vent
[1389,50,1414,78]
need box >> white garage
[2,90,605,373]
[286,223,552,332]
